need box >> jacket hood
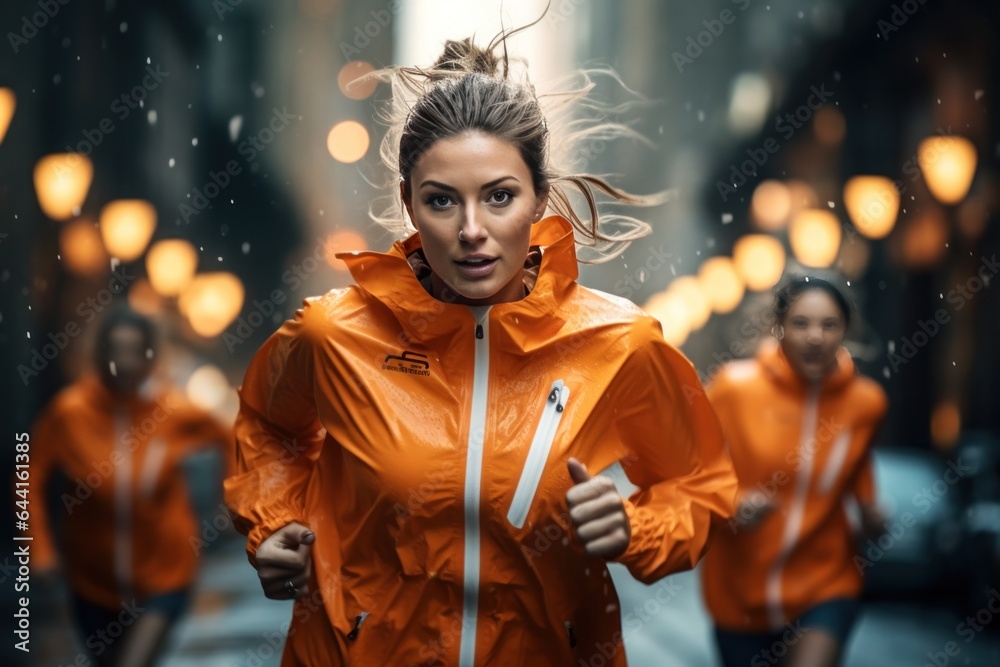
[757,337,855,393]
[336,215,580,345]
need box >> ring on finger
[284,579,298,596]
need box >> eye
[791,319,808,328]
[488,189,513,206]
[425,194,453,210]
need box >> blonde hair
[366,21,663,262]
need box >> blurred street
[140,537,1000,666]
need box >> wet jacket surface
[30,373,232,610]
[225,216,737,666]
[701,339,887,633]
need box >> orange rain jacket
[30,373,232,610]
[700,339,887,633]
[225,215,737,666]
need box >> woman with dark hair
[30,307,232,667]
[700,273,888,667]
[225,27,737,666]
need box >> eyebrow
[418,176,520,192]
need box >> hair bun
[432,38,503,78]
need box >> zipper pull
[346,612,368,640]
[475,323,484,339]
[549,385,566,412]
[565,621,577,648]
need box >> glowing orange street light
[919,136,977,205]
[146,239,198,297]
[99,199,157,261]
[733,234,785,291]
[34,153,94,220]
[179,272,245,338]
[0,88,15,145]
[327,120,370,163]
[644,290,690,347]
[750,180,792,231]
[59,218,108,277]
[789,209,842,268]
[697,256,745,314]
[843,176,900,239]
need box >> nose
[806,325,824,345]
[459,202,487,244]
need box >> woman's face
[402,132,548,306]
[779,289,846,383]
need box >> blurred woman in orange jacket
[700,275,888,667]
[31,308,232,667]
[225,31,737,667]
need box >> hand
[566,458,631,559]
[255,522,315,600]
[859,503,886,541]
[734,491,776,531]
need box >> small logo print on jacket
[382,351,431,377]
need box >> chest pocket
[507,380,571,529]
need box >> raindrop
[797,10,804,18]
[878,280,886,289]
[146,57,151,64]
[26,331,30,339]
[827,201,835,208]
[191,137,199,146]
[697,110,705,122]
[888,340,895,353]
[147,110,157,125]
[217,34,223,42]
[217,256,223,261]
[120,22,127,33]
[146,348,154,359]
[109,361,117,377]
[882,367,890,379]
[53,74,61,85]
[975,90,985,101]
[229,115,243,142]
[242,242,250,254]
[721,213,733,224]
[168,158,175,167]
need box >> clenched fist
[255,521,315,600]
[565,458,631,559]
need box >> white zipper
[818,429,852,494]
[137,437,167,498]
[459,306,491,667]
[766,383,820,630]
[113,407,133,601]
[507,380,570,529]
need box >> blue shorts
[714,598,860,667]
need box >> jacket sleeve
[26,403,64,572]
[609,319,738,583]
[224,299,327,566]
[850,382,889,507]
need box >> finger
[567,458,592,485]
[582,529,630,559]
[566,475,615,507]
[575,512,627,543]
[568,482,620,518]
[276,525,315,550]
[263,572,311,600]
[570,494,625,529]
[256,548,309,570]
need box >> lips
[455,257,498,277]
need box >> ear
[400,179,415,226]
[532,186,550,223]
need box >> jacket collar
[337,216,579,345]
[757,338,855,394]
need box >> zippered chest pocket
[507,380,571,529]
